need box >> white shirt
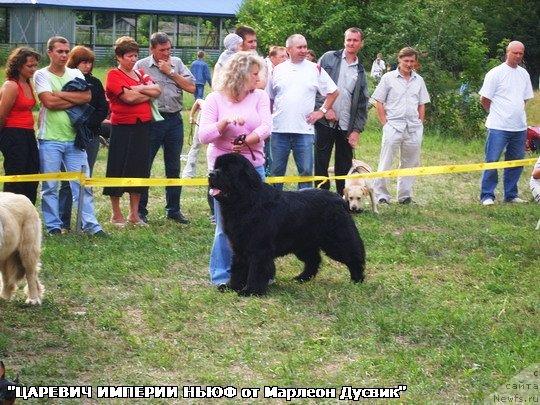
[269,59,337,134]
[332,51,359,130]
[372,69,430,131]
[479,63,534,131]
[371,58,386,78]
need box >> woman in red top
[0,47,40,204]
[104,36,161,227]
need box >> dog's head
[208,153,263,204]
[343,185,370,212]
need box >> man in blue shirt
[191,51,212,99]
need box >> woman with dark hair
[104,36,161,227]
[0,47,40,204]
[59,45,109,231]
[67,46,108,173]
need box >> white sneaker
[482,198,495,206]
[506,197,526,203]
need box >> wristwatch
[168,68,175,77]
[319,106,328,115]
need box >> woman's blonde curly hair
[216,51,265,100]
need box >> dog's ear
[362,187,370,197]
[342,188,348,200]
[245,164,262,190]
[0,361,5,379]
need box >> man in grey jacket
[314,27,369,195]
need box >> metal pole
[75,165,86,233]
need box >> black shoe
[378,198,389,204]
[48,228,62,235]
[167,212,189,224]
[217,283,230,292]
[399,197,412,205]
[92,230,109,238]
[139,214,148,224]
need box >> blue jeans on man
[480,128,526,202]
[194,84,205,100]
[270,132,314,191]
[39,140,102,234]
[139,113,184,219]
[210,165,266,285]
[59,135,100,230]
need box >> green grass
[0,75,538,403]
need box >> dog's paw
[25,297,42,305]
[294,274,315,283]
[228,281,246,292]
[351,274,365,283]
[238,287,267,297]
[0,289,15,300]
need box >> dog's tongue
[209,188,221,197]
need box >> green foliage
[430,90,486,139]
[238,0,537,139]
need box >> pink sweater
[198,89,271,170]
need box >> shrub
[430,89,485,140]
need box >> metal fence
[0,43,221,65]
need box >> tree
[238,0,496,137]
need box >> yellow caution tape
[0,158,536,186]
[0,172,81,182]
[328,157,538,181]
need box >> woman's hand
[231,133,260,153]
[217,115,245,135]
[225,115,245,126]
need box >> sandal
[127,219,148,227]
[109,220,126,228]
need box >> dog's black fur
[209,153,366,296]
[0,361,18,404]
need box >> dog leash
[233,134,256,161]
[187,120,194,146]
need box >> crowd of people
[0,26,536,287]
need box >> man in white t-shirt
[34,36,104,236]
[370,53,386,82]
[269,34,338,190]
[479,40,534,206]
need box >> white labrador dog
[342,159,378,214]
[0,192,44,305]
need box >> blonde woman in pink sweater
[198,51,271,288]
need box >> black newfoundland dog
[209,153,366,296]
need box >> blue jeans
[194,84,205,100]
[270,132,314,191]
[209,165,265,285]
[139,114,184,217]
[59,135,100,229]
[480,129,526,202]
[39,140,102,234]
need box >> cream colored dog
[343,159,379,214]
[0,192,44,305]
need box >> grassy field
[0,71,538,402]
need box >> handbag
[150,99,164,122]
[134,68,163,122]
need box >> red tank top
[4,80,36,129]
